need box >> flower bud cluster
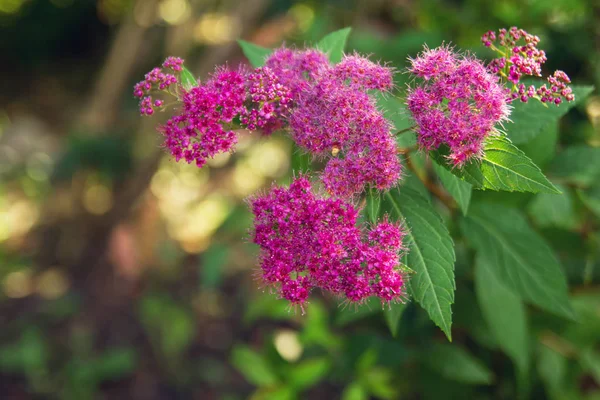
[250,176,407,307]
[482,27,574,105]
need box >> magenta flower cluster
[265,48,400,198]
[407,46,510,167]
[250,176,407,307]
[482,27,574,105]
[136,50,401,199]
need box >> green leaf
[519,122,558,169]
[432,160,472,214]
[433,136,560,194]
[231,345,278,387]
[527,183,577,229]
[316,27,352,63]
[288,357,330,390]
[342,382,368,400]
[548,145,600,187]
[475,256,529,377]
[506,85,594,144]
[537,344,567,398]
[460,204,574,319]
[424,343,494,385]
[179,66,197,90]
[382,187,455,340]
[366,188,381,224]
[238,40,272,67]
[376,93,416,148]
[383,302,407,338]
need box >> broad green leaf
[433,136,560,194]
[288,357,330,390]
[424,343,494,385]
[460,204,574,319]
[578,182,600,218]
[519,122,558,169]
[475,256,529,378]
[527,183,577,229]
[383,302,407,338]
[548,145,600,187]
[432,160,472,214]
[506,85,594,144]
[316,27,352,63]
[382,187,455,340]
[238,40,272,67]
[538,344,567,399]
[231,345,278,386]
[179,66,197,90]
[366,188,381,224]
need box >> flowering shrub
[135,27,590,342]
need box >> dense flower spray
[482,27,574,105]
[250,176,407,307]
[407,46,511,167]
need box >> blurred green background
[0,0,599,399]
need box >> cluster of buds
[133,57,184,115]
[482,27,574,105]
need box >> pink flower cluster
[482,27,574,105]
[407,46,510,167]
[133,57,183,115]
[265,48,400,198]
[250,176,407,307]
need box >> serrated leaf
[288,357,330,390]
[548,145,600,187]
[180,66,197,90]
[432,160,472,214]
[382,187,455,340]
[231,345,278,386]
[433,136,560,194]
[383,302,407,337]
[475,256,529,378]
[366,188,381,224]
[316,27,352,63]
[238,39,272,67]
[506,85,594,144]
[424,343,494,385]
[460,203,574,319]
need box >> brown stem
[404,152,455,211]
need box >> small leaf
[238,40,272,67]
[382,187,455,340]
[548,145,600,187]
[506,85,594,144]
[475,256,529,378]
[231,345,279,386]
[366,188,381,224]
[433,136,560,194]
[180,66,197,90]
[423,343,494,385]
[288,357,331,390]
[432,160,472,214]
[460,203,575,319]
[383,302,407,337]
[316,27,352,63]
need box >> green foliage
[383,187,455,340]
[506,85,594,144]
[548,145,600,187]
[423,344,494,385]
[231,345,279,386]
[433,136,560,194]
[237,40,272,67]
[460,204,574,319]
[316,27,352,63]
[432,159,472,214]
[179,66,197,90]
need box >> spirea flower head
[407,46,510,167]
[482,27,574,105]
[268,48,401,198]
[250,176,408,307]
[159,66,246,168]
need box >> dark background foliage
[0,0,598,399]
